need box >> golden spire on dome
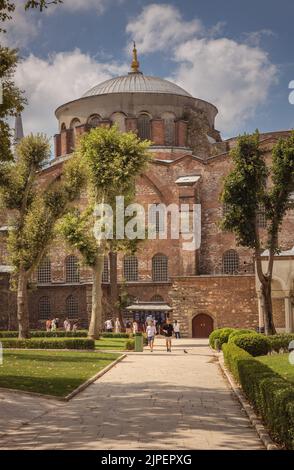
[130,41,141,73]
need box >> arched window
[37,257,51,284]
[162,112,175,146]
[61,123,66,131]
[123,255,138,282]
[138,113,151,140]
[70,118,81,129]
[102,256,109,283]
[151,295,164,302]
[66,295,78,319]
[65,255,80,283]
[152,254,168,282]
[111,112,126,132]
[87,114,101,128]
[39,296,51,320]
[222,250,239,274]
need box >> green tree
[0,134,85,338]
[221,131,294,335]
[0,1,62,160]
[59,126,150,339]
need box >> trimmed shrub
[0,337,94,350]
[0,330,88,338]
[268,334,294,353]
[228,329,256,341]
[209,328,236,349]
[125,339,135,350]
[223,343,294,449]
[230,333,270,357]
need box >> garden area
[0,331,138,397]
[209,327,294,449]
[0,350,119,397]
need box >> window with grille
[39,296,51,320]
[152,254,168,282]
[222,250,239,274]
[111,112,126,132]
[123,256,138,282]
[37,257,51,284]
[102,256,109,283]
[66,295,78,319]
[88,114,101,128]
[138,114,151,140]
[151,295,164,302]
[65,255,80,283]
[257,204,267,228]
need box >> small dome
[82,73,192,98]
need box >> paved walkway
[0,339,263,450]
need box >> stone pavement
[0,339,263,450]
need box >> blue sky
[6,0,294,141]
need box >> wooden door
[192,314,213,338]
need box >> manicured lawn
[258,353,294,384]
[0,350,119,397]
[95,337,129,350]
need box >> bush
[223,343,294,449]
[230,333,270,357]
[209,328,236,349]
[228,329,256,341]
[125,339,135,350]
[101,333,130,338]
[268,334,294,353]
[0,338,94,350]
[0,330,88,338]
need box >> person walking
[64,318,71,332]
[173,320,181,339]
[114,317,121,333]
[51,318,56,331]
[132,320,138,335]
[146,320,156,352]
[45,319,51,332]
[105,319,113,333]
[162,317,174,352]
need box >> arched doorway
[192,314,214,338]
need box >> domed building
[1,45,293,336]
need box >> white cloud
[2,5,41,48]
[47,0,109,15]
[14,49,128,140]
[126,4,278,135]
[170,38,277,134]
[126,4,203,53]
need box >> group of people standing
[45,318,78,332]
[104,315,181,353]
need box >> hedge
[209,328,236,349]
[125,339,135,350]
[229,333,271,357]
[0,330,88,338]
[0,337,95,350]
[268,334,294,353]
[223,343,294,449]
[228,329,256,341]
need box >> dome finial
[130,41,141,74]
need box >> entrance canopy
[126,302,172,312]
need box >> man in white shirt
[146,321,156,352]
[105,319,113,333]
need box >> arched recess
[192,314,214,338]
[87,114,101,128]
[161,112,176,146]
[111,112,126,132]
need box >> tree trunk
[88,255,104,340]
[109,251,124,328]
[17,268,30,339]
[261,279,276,336]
